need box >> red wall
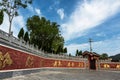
[1,44,119,71]
[0,45,85,70]
[100,63,120,70]
[43,58,84,68]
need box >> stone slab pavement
[2,69,120,80]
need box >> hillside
[109,54,120,62]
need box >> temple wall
[0,29,120,71]
[0,44,120,71]
[98,60,120,70]
[0,44,86,71]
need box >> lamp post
[89,38,93,53]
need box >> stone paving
[2,69,120,80]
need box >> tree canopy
[24,32,29,43]
[100,53,108,60]
[18,28,24,39]
[75,49,82,56]
[26,15,65,54]
[18,28,30,43]
[63,47,67,53]
[0,0,32,34]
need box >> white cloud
[12,15,25,37]
[96,32,106,37]
[0,5,42,38]
[66,43,89,55]
[0,12,25,37]
[62,0,120,41]
[27,4,34,12]
[27,4,42,17]
[0,12,9,33]
[57,8,65,20]
[49,0,60,10]
[35,8,41,16]
[66,36,120,56]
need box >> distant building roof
[82,51,100,57]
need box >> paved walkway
[3,69,120,80]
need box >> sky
[0,0,120,56]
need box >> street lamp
[89,38,93,53]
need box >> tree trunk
[9,20,12,35]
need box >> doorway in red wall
[90,58,96,69]
[83,51,99,70]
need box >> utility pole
[89,38,93,53]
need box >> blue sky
[0,0,120,56]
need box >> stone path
[3,69,120,80]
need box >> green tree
[75,49,79,56]
[24,32,29,43]
[0,0,32,34]
[56,45,62,54]
[75,50,82,56]
[63,47,67,53]
[26,15,64,54]
[0,10,4,25]
[51,35,64,54]
[18,28,24,39]
[78,50,82,56]
[100,53,108,60]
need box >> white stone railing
[0,29,43,55]
[0,29,87,61]
[99,60,112,62]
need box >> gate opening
[90,59,96,69]
[83,51,99,70]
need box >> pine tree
[24,32,29,43]
[18,28,24,39]
[64,47,67,53]
[76,49,79,56]
[0,10,3,25]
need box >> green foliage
[56,45,64,54]
[24,32,29,43]
[0,10,4,25]
[63,47,67,53]
[76,49,79,56]
[100,53,108,60]
[75,49,82,56]
[18,28,30,43]
[26,15,64,54]
[0,0,32,16]
[0,0,32,34]
[18,28,24,39]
